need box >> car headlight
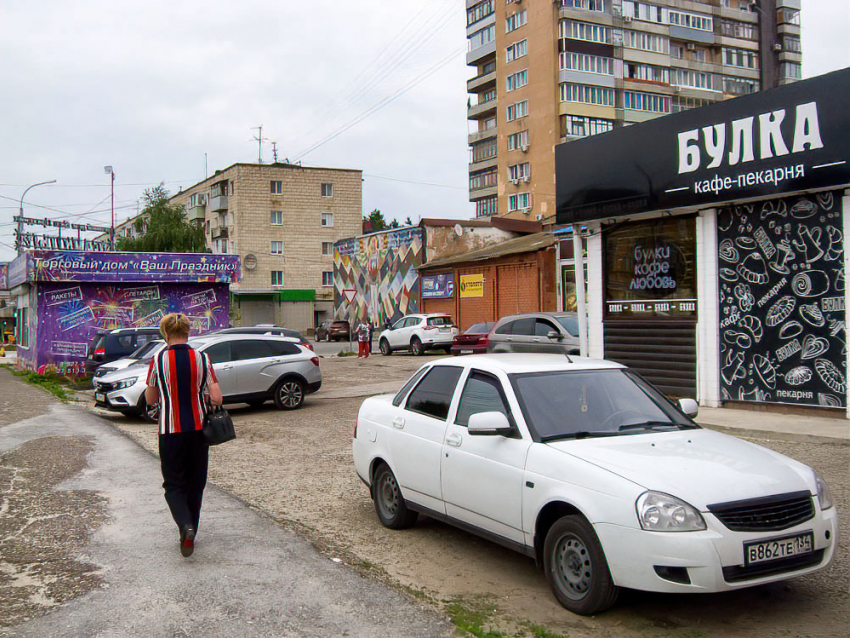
[113,377,139,390]
[636,491,706,532]
[814,471,834,510]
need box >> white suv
[379,314,459,356]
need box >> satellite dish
[454,223,463,237]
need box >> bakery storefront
[556,68,850,411]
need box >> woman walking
[356,318,370,358]
[145,313,222,557]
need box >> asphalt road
[0,368,452,638]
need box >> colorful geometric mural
[333,227,423,326]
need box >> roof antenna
[564,352,573,363]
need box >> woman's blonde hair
[159,312,191,340]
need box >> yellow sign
[459,274,484,298]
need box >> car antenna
[564,352,573,363]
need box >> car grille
[708,491,815,532]
[95,381,116,393]
[723,550,825,583]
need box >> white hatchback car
[379,313,459,356]
[352,354,837,615]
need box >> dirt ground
[101,353,850,638]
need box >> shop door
[497,263,539,317]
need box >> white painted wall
[586,223,605,359]
[696,209,722,407]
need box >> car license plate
[744,531,814,565]
[95,392,105,403]
[460,349,473,354]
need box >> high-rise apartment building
[466,0,802,221]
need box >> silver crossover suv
[486,312,580,355]
[94,334,322,420]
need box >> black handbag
[203,404,236,446]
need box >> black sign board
[556,68,850,224]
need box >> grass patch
[0,344,16,351]
[446,600,507,638]
[525,624,568,638]
[8,369,72,403]
[337,350,356,357]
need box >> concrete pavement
[0,401,452,637]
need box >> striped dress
[146,344,217,435]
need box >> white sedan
[352,354,837,615]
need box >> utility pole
[251,126,268,163]
[16,179,56,255]
[104,166,115,249]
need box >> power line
[364,173,466,190]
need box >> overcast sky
[1,0,848,263]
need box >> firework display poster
[717,190,846,407]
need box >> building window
[560,52,614,75]
[720,19,758,40]
[507,130,529,151]
[672,96,711,113]
[561,1,605,12]
[622,1,666,23]
[723,76,759,95]
[624,62,669,84]
[467,0,494,26]
[506,10,527,33]
[783,36,801,53]
[470,169,497,191]
[270,210,282,225]
[271,241,283,255]
[205,220,210,234]
[668,10,712,31]
[723,47,758,69]
[505,69,528,92]
[322,241,334,256]
[506,99,529,121]
[623,90,671,113]
[270,180,283,194]
[776,8,800,26]
[469,24,495,50]
[506,39,527,62]
[560,83,615,106]
[271,271,284,286]
[321,213,334,227]
[671,44,684,59]
[508,162,530,181]
[560,20,610,44]
[782,62,802,80]
[560,115,613,138]
[671,69,718,91]
[471,139,497,162]
[475,196,498,218]
[508,192,531,212]
[321,183,333,197]
[322,272,333,287]
[15,307,28,348]
[622,29,669,53]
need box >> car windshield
[465,322,492,334]
[129,339,164,359]
[510,368,696,442]
[427,316,453,327]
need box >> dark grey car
[486,312,580,355]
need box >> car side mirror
[468,411,514,436]
[547,330,563,340]
[678,398,699,418]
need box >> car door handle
[220,365,233,370]
[446,433,462,447]
[392,417,405,429]
[532,338,540,342]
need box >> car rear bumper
[306,380,322,394]
[451,345,487,355]
[595,507,837,593]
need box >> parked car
[316,320,351,342]
[451,322,495,355]
[487,312,580,355]
[91,339,166,386]
[379,314,459,356]
[353,354,836,615]
[85,327,162,376]
[214,325,313,350]
[94,334,322,421]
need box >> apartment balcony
[212,227,229,240]
[558,6,613,26]
[467,126,497,145]
[777,0,801,10]
[669,25,715,44]
[468,156,498,173]
[469,184,497,199]
[186,203,206,221]
[467,69,496,93]
[779,50,802,64]
[209,194,228,212]
[467,40,496,66]
[468,98,497,120]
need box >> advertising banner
[717,190,846,407]
[421,273,454,299]
[557,68,850,223]
[459,274,484,298]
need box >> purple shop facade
[5,250,240,375]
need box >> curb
[699,422,850,445]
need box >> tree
[116,184,208,253]
[364,209,390,232]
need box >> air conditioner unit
[623,15,632,23]
[673,86,682,93]
[520,143,529,152]
[536,214,544,221]
[522,175,531,183]
[511,178,520,185]
[686,43,696,51]
[520,207,531,215]
[612,7,622,17]
[774,43,783,52]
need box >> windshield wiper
[618,421,681,432]
[542,431,621,442]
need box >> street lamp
[104,166,115,249]
[16,179,57,254]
